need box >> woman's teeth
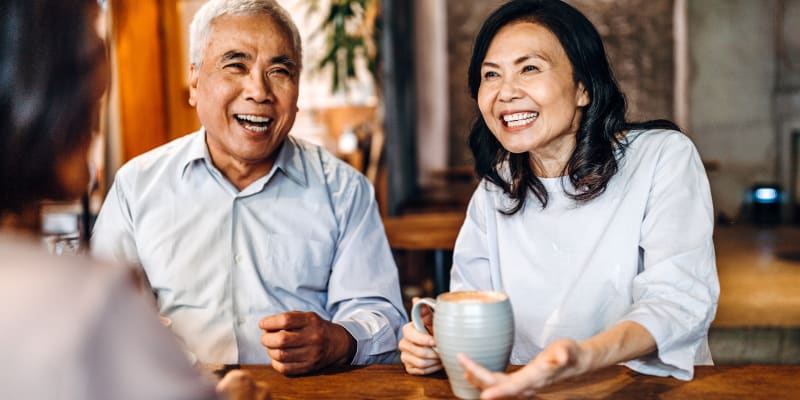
[503,112,539,127]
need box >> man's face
[189,13,299,171]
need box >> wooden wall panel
[160,1,201,140]
[111,0,168,161]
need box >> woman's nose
[497,76,521,102]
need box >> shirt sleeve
[81,271,218,400]
[325,169,408,365]
[621,133,720,380]
[451,182,495,292]
[91,166,141,268]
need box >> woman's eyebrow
[482,53,549,68]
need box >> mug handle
[411,297,437,335]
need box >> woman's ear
[576,82,590,107]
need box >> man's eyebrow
[272,55,298,69]
[220,51,251,62]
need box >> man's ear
[576,82,590,107]
[188,64,199,107]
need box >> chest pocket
[262,235,334,292]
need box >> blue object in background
[750,184,782,225]
[753,187,780,204]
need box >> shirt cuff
[336,319,399,365]
[621,308,709,380]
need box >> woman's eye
[483,70,499,79]
[522,65,539,73]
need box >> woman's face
[477,21,589,165]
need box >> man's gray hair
[189,0,302,68]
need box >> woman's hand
[457,321,657,399]
[457,338,584,399]
[398,299,442,375]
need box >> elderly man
[92,0,406,375]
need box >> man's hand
[216,370,270,400]
[259,311,356,375]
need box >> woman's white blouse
[450,129,719,380]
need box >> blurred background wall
[103,0,800,220]
[399,0,800,221]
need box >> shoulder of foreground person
[0,234,219,400]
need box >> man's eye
[522,65,539,73]
[224,63,246,71]
[269,68,291,77]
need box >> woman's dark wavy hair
[468,0,679,214]
[0,0,102,213]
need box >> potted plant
[303,0,378,94]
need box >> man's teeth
[237,114,272,123]
[236,114,272,132]
[503,112,539,127]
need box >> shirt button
[234,254,242,264]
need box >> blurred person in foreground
[91,0,406,375]
[0,0,267,398]
[398,0,719,398]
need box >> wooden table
[713,225,800,327]
[383,212,465,294]
[225,364,800,399]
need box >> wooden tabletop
[232,364,800,399]
[713,225,800,327]
[382,212,465,250]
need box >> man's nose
[244,71,274,103]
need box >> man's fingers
[259,311,310,331]
[266,345,320,364]
[271,360,315,376]
[260,329,308,349]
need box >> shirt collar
[178,129,308,188]
[178,128,211,179]
[272,135,308,188]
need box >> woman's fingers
[402,322,435,347]
[401,350,443,375]
[457,353,498,389]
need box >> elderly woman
[398,0,719,397]
[0,0,266,398]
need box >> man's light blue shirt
[92,129,407,365]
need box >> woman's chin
[501,144,534,155]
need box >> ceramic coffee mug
[411,291,514,399]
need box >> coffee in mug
[411,291,514,399]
